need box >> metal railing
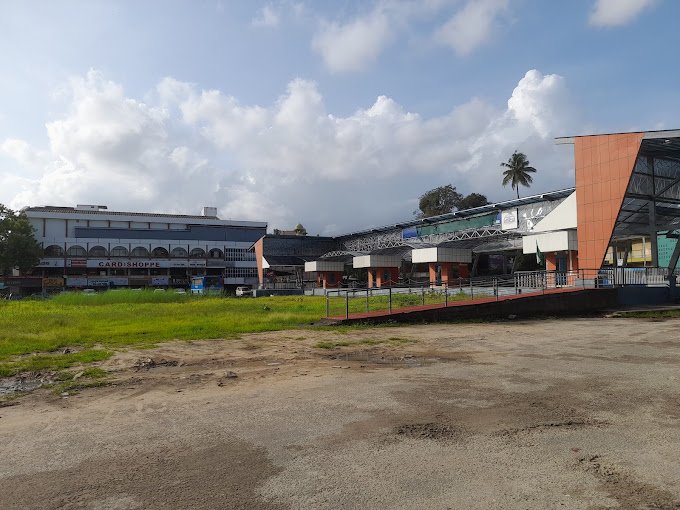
[324,268,679,319]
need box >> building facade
[24,204,266,290]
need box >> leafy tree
[0,205,42,276]
[501,151,537,199]
[294,223,307,236]
[417,185,462,218]
[457,193,489,210]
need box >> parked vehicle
[235,286,252,297]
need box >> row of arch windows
[44,245,226,259]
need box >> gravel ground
[1,318,680,509]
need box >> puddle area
[329,351,441,368]
[0,375,50,396]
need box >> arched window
[111,246,128,257]
[44,245,63,257]
[189,248,205,259]
[130,247,150,257]
[152,247,169,258]
[171,247,188,258]
[208,248,224,259]
[67,245,86,257]
[89,246,107,257]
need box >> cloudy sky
[1,0,678,234]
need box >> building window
[130,247,150,257]
[152,247,169,258]
[190,248,205,258]
[208,248,224,259]
[67,245,86,257]
[111,246,128,257]
[44,245,63,257]
[89,246,107,257]
[171,247,188,258]
[224,267,258,278]
[225,248,255,261]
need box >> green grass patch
[0,290,328,375]
[0,349,112,377]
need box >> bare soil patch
[2,318,680,509]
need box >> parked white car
[235,286,252,297]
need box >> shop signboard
[43,277,65,288]
[87,259,207,269]
[37,259,65,268]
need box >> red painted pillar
[375,267,384,288]
[428,263,437,286]
[316,273,323,288]
[545,253,557,271]
[458,263,470,279]
[368,270,375,288]
[441,262,453,286]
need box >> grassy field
[0,290,328,376]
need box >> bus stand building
[255,129,680,293]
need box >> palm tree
[500,151,537,199]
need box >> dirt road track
[2,318,680,509]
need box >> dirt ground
[2,317,680,510]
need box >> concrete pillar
[545,253,557,271]
[569,250,579,271]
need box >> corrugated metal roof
[337,188,575,239]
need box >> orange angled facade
[573,132,644,270]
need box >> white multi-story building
[23,204,266,289]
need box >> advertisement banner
[88,277,129,287]
[151,276,170,286]
[66,277,88,287]
[43,277,65,288]
[501,209,518,230]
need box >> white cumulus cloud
[312,8,392,73]
[1,69,580,234]
[589,0,656,27]
[434,0,509,56]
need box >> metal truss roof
[613,137,680,240]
